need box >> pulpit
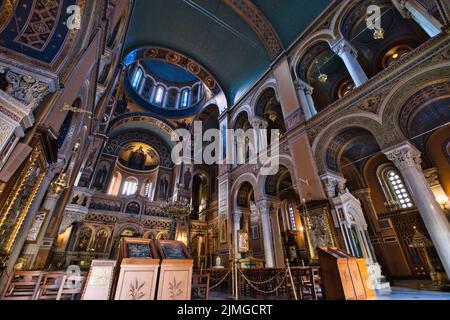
[155,240,193,300]
[318,247,367,300]
[113,237,160,300]
[81,260,116,300]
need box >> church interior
[0,0,449,301]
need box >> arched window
[288,204,297,231]
[132,68,143,89]
[385,169,413,209]
[122,177,138,196]
[181,89,190,108]
[154,86,165,105]
[145,181,153,200]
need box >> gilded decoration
[0,145,46,259]
[303,206,336,260]
[0,0,17,34]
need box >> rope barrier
[239,266,288,285]
[238,269,289,294]
[208,270,231,290]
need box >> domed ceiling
[124,0,333,105]
[144,60,197,84]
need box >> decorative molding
[224,0,283,60]
[384,142,422,171]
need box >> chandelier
[162,183,192,221]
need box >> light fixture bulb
[373,28,385,40]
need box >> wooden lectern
[318,247,367,300]
[155,240,193,300]
[81,260,116,300]
[114,237,160,300]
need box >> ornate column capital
[250,117,268,130]
[392,0,412,19]
[383,142,422,171]
[331,39,358,58]
[256,199,271,216]
[4,71,49,108]
[320,172,347,198]
[233,209,243,223]
[294,78,314,93]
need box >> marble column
[392,0,442,37]
[258,200,275,267]
[270,205,285,267]
[331,39,369,87]
[294,79,317,121]
[251,118,267,155]
[384,142,450,277]
[27,192,62,268]
[352,188,381,234]
[233,210,242,259]
[304,85,318,118]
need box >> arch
[231,173,259,208]
[125,201,141,215]
[256,154,297,191]
[156,232,168,240]
[116,225,139,238]
[249,77,279,115]
[380,66,450,146]
[291,30,338,79]
[231,106,253,129]
[311,114,384,174]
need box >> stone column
[294,79,317,121]
[331,39,369,87]
[384,142,450,277]
[304,85,318,118]
[251,118,267,155]
[392,0,443,37]
[270,205,285,267]
[25,192,61,268]
[352,188,381,234]
[258,200,275,267]
[233,210,243,260]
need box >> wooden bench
[1,270,43,300]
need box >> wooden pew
[1,270,43,300]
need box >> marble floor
[209,282,450,301]
[376,286,450,300]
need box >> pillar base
[366,260,391,292]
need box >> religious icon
[219,220,227,244]
[238,230,249,253]
[94,163,109,189]
[94,229,109,253]
[127,146,147,170]
[183,168,192,190]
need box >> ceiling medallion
[187,61,200,75]
[166,52,181,64]
[205,76,215,89]
[145,48,158,59]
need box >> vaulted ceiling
[124,0,332,105]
